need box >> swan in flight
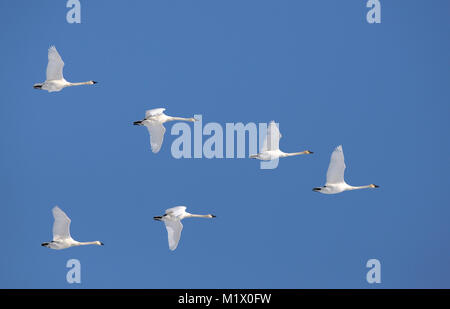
[133,108,196,153]
[313,145,379,194]
[33,46,97,92]
[250,121,313,160]
[154,206,216,251]
[41,206,104,250]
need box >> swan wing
[261,121,281,152]
[46,46,65,81]
[52,206,71,241]
[145,108,166,118]
[326,145,346,184]
[165,206,187,217]
[164,219,183,251]
[144,120,166,153]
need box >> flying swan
[133,108,196,153]
[41,206,104,249]
[154,206,216,251]
[250,120,313,160]
[313,145,379,194]
[33,46,97,92]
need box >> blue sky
[0,0,449,288]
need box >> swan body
[154,206,215,251]
[134,108,196,153]
[250,121,313,160]
[33,46,97,92]
[41,206,104,250]
[313,145,379,194]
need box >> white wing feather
[145,108,166,118]
[144,120,166,153]
[326,145,346,184]
[52,206,71,241]
[46,46,65,81]
[165,206,187,217]
[164,219,183,251]
[261,121,281,152]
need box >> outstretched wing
[144,120,166,153]
[164,219,183,251]
[261,121,281,152]
[145,108,166,119]
[326,145,346,184]
[46,46,65,81]
[52,206,71,241]
[165,206,187,217]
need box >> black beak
[211,215,216,218]
[133,121,142,126]
[92,81,98,84]
[33,85,42,89]
[100,242,104,246]
[154,216,163,221]
[374,185,380,188]
[312,187,321,192]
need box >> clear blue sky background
[0,0,449,288]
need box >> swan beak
[154,216,163,221]
[372,184,380,188]
[92,81,98,84]
[100,242,104,246]
[133,121,142,126]
[312,187,321,192]
[306,150,313,154]
[249,155,258,159]
[211,215,216,218]
[33,84,42,89]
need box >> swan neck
[78,241,100,246]
[186,214,211,218]
[69,81,93,86]
[285,151,307,157]
[348,185,372,190]
[168,116,195,122]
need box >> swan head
[90,81,98,84]
[370,184,379,188]
[96,241,104,246]
[33,83,43,89]
[209,214,216,218]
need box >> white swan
[41,206,104,249]
[33,46,97,92]
[133,108,196,153]
[250,120,313,160]
[313,145,379,194]
[154,206,216,251]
